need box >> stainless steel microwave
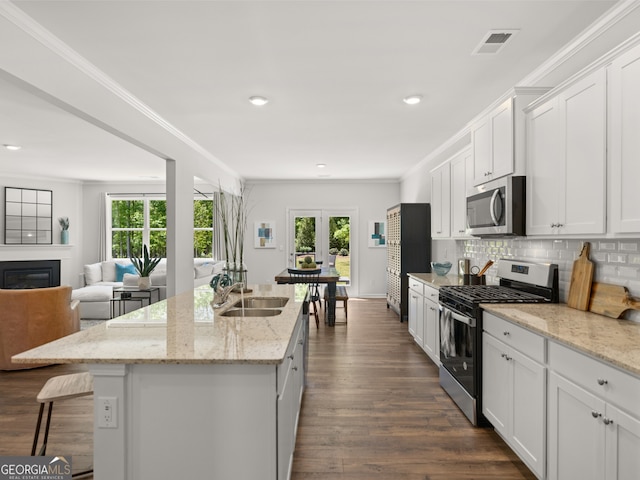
[466,176,526,237]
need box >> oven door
[439,306,477,396]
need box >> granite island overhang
[13,283,309,480]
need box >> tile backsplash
[434,238,640,323]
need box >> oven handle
[441,306,476,327]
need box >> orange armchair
[0,286,80,371]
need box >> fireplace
[0,260,61,289]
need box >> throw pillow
[83,263,102,285]
[115,263,137,282]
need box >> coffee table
[110,286,160,318]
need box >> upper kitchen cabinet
[450,147,473,238]
[526,68,606,236]
[609,42,640,234]
[430,162,451,238]
[471,88,548,187]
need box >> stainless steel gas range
[438,259,559,426]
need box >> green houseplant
[130,244,161,289]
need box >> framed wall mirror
[4,187,53,244]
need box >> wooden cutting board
[567,242,594,311]
[589,283,640,319]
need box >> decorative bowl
[431,261,452,276]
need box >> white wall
[244,181,400,297]
[0,174,84,287]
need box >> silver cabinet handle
[288,354,294,360]
[592,411,601,418]
[503,331,510,336]
[597,378,608,386]
[292,366,298,371]
[603,418,614,425]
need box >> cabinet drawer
[483,312,545,363]
[549,341,640,417]
[408,277,424,296]
[423,284,439,303]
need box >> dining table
[275,266,340,326]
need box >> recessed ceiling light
[3,144,21,151]
[249,96,269,106]
[403,95,422,105]
[316,163,326,168]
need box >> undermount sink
[232,297,289,309]
[220,308,283,317]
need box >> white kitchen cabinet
[450,147,473,238]
[422,284,440,365]
[407,277,423,341]
[609,42,640,233]
[526,69,606,236]
[548,341,640,480]
[430,162,451,238]
[278,318,305,480]
[472,98,513,185]
[482,313,546,479]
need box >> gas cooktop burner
[439,285,548,304]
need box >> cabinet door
[526,99,561,235]
[605,404,640,480]
[423,297,439,363]
[407,289,420,338]
[559,69,606,235]
[510,347,546,478]
[548,372,606,480]
[450,148,472,237]
[482,333,510,435]
[277,359,295,480]
[472,117,491,185]
[430,163,451,238]
[490,98,514,180]
[414,294,425,347]
[609,44,640,233]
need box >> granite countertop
[407,272,464,288]
[12,284,306,366]
[482,303,640,377]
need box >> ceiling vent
[472,29,519,55]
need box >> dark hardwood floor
[0,298,535,479]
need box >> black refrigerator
[386,203,431,322]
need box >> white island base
[91,362,285,480]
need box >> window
[108,195,214,259]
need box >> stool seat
[32,372,94,477]
[324,286,348,323]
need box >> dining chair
[288,268,321,328]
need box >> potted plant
[58,217,70,244]
[130,244,161,289]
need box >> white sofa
[72,258,225,319]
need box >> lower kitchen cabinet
[422,284,440,365]
[407,277,440,366]
[482,313,546,479]
[277,317,305,480]
[547,341,640,480]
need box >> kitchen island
[13,284,308,480]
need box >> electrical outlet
[98,397,117,428]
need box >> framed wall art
[255,220,276,248]
[368,220,386,248]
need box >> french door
[287,208,356,289]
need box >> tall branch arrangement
[217,184,249,270]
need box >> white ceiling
[0,0,624,183]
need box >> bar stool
[32,372,94,477]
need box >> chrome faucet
[212,282,243,308]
